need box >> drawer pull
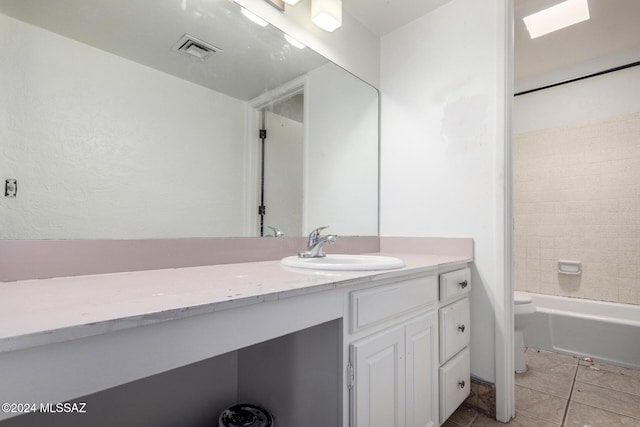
[459,280,468,289]
[458,380,466,389]
[458,324,466,333]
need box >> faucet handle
[309,226,329,244]
[311,225,329,235]
[299,226,336,258]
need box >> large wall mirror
[0,0,379,239]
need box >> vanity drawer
[439,297,470,363]
[439,347,471,424]
[351,275,437,332]
[439,267,470,302]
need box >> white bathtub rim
[537,345,639,371]
[522,292,640,370]
[535,308,640,328]
[526,292,640,323]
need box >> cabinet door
[405,311,439,427]
[351,325,406,427]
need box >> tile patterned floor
[444,348,640,427]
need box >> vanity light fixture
[264,0,285,11]
[523,0,590,39]
[311,0,342,32]
[284,34,306,49]
[282,0,302,5]
[241,7,269,27]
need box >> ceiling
[0,0,327,100]
[514,0,640,92]
[344,0,640,91]
[343,0,452,36]
[1,0,638,95]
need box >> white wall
[514,66,640,133]
[513,67,640,305]
[235,0,380,88]
[305,63,379,236]
[263,111,304,237]
[380,0,509,388]
[515,47,640,95]
[0,14,247,239]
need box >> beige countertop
[0,252,471,353]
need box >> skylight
[523,0,590,39]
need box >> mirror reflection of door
[260,95,304,237]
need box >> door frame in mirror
[245,76,308,237]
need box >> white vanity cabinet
[347,274,440,427]
[1,247,475,426]
[438,267,471,424]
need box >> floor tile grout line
[511,383,569,425]
[573,376,640,399]
[574,367,640,398]
[560,358,579,426]
[570,400,640,422]
[570,380,640,421]
[512,382,572,401]
[466,349,640,425]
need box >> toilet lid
[514,291,532,305]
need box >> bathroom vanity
[0,249,471,426]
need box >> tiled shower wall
[513,112,640,305]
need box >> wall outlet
[5,179,17,197]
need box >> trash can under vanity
[218,404,274,427]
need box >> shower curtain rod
[514,59,640,96]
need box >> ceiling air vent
[172,34,222,61]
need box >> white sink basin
[281,254,405,271]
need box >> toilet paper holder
[558,259,581,275]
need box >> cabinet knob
[458,324,466,333]
[458,380,466,389]
[459,280,468,289]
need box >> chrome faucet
[266,226,284,237]
[299,226,337,258]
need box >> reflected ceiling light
[284,34,306,49]
[311,0,342,32]
[264,0,285,11]
[283,0,302,5]
[241,7,269,27]
[523,0,590,39]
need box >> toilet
[514,291,535,373]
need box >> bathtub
[523,292,640,370]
